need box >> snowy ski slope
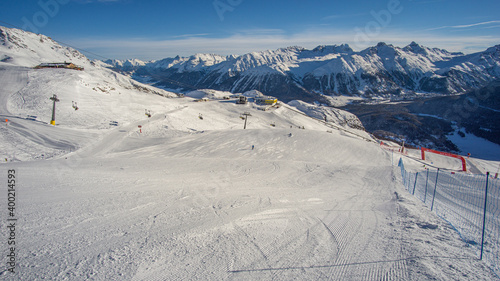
[0,64,498,280]
[0,25,499,279]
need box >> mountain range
[2,25,499,157]
[103,42,500,103]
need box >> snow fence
[398,158,500,277]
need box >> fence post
[480,172,490,260]
[412,172,419,195]
[399,158,406,185]
[424,168,429,203]
[406,171,411,191]
[431,168,440,212]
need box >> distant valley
[343,80,500,159]
[104,42,500,104]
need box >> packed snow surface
[0,63,498,280]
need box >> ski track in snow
[0,66,29,116]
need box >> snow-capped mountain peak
[0,26,90,67]
[99,38,500,103]
[0,25,178,118]
[312,44,354,55]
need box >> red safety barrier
[421,147,467,172]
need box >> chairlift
[72,101,79,111]
[199,113,203,120]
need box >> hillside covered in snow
[105,42,500,103]
[1,26,499,280]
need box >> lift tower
[242,112,251,129]
[50,94,60,126]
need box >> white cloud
[426,20,500,31]
[171,33,211,39]
[69,29,500,61]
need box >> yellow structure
[256,96,278,105]
[264,98,277,105]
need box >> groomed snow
[0,71,497,280]
[0,30,499,279]
[2,126,498,280]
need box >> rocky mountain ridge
[104,42,500,103]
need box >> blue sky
[1,0,499,60]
